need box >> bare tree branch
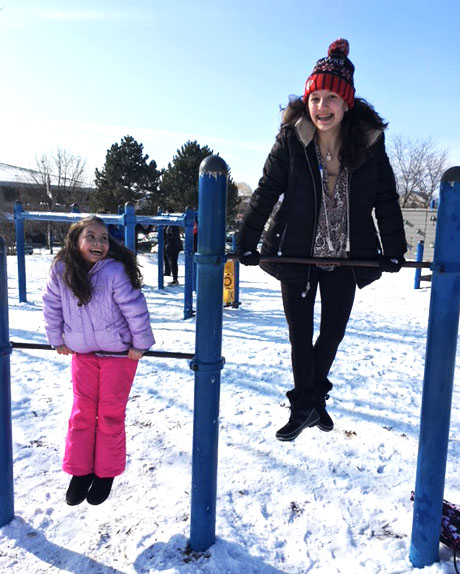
[389,135,449,207]
[30,148,89,211]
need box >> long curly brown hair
[281,96,388,170]
[54,216,143,305]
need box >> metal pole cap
[199,155,228,177]
[441,166,460,183]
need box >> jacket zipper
[347,171,357,285]
[347,171,352,254]
[301,148,320,297]
[277,224,289,255]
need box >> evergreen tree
[92,135,161,213]
[226,177,240,228]
[159,140,240,223]
[159,140,211,212]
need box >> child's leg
[63,353,101,475]
[94,357,138,477]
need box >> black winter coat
[165,226,183,253]
[238,115,407,289]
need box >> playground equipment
[410,166,460,568]
[11,202,195,319]
[413,240,433,289]
[414,240,425,289]
[0,236,13,527]
[1,159,459,571]
[223,259,236,306]
[189,155,228,551]
[224,234,240,308]
[10,341,194,360]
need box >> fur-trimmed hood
[292,114,382,150]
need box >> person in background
[164,225,183,286]
[237,39,406,442]
[42,216,154,505]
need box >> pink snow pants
[62,353,138,478]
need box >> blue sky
[1,0,459,190]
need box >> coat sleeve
[42,263,65,348]
[237,128,291,252]
[373,134,407,257]
[112,271,155,350]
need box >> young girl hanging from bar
[237,39,407,441]
[42,216,154,505]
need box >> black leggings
[165,248,180,281]
[281,266,356,408]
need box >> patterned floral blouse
[313,141,349,270]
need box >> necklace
[315,135,336,162]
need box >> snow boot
[315,396,334,432]
[276,393,320,441]
[86,476,114,505]
[314,379,334,432]
[65,473,95,506]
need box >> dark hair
[54,215,143,305]
[281,96,388,170]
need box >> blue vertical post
[124,202,136,252]
[414,240,424,290]
[192,212,198,294]
[189,155,228,552]
[14,201,26,303]
[117,204,124,241]
[183,207,195,319]
[410,167,460,568]
[0,236,14,527]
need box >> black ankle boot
[314,379,334,432]
[66,473,95,506]
[315,395,334,432]
[86,476,114,505]
[276,405,319,441]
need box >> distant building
[0,162,93,213]
[0,162,94,247]
[0,163,42,210]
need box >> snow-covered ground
[1,251,459,574]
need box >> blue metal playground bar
[410,166,460,567]
[0,237,14,527]
[189,155,228,552]
[413,240,424,289]
[12,201,195,319]
[146,208,195,309]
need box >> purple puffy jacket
[42,258,155,353]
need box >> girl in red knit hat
[237,39,407,441]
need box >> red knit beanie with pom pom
[303,38,355,109]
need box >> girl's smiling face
[307,89,348,134]
[77,222,109,265]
